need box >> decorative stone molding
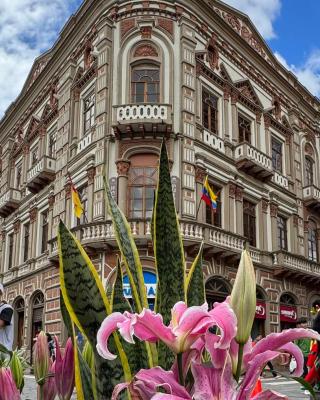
[304,221,309,232]
[235,186,243,202]
[48,193,55,210]
[65,182,72,200]
[263,114,271,129]
[293,214,299,227]
[29,207,38,223]
[255,111,262,124]
[140,26,152,39]
[223,83,232,100]
[87,167,96,185]
[195,166,206,184]
[134,44,158,58]
[270,203,278,218]
[13,220,21,234]
[305,143,314,156]
[116,159,131,177]
[261,199,269,213]
[23,145,30,155]
[230,90,239,105]
[284,132,291,145]
[229,183,236,198]
[207,34,219,70]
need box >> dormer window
[131,67,160,103]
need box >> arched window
[202,89,218,133]
[13,297,24,349]
[256,287,265,300]
[131,66,160,103]
[280,293,296,305]
[205,277,231,309]
[128,154,158,219]
[305,157,314,186]
[31,291,44,358]
[308,220,318,262]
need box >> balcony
[271,171,289,190]
[26,156,55,193]
[113,104,172,137]
[77,132,92,154]
[273,251,320,283]
[234,142,273,180]
[303,185,320,209]
[203,129,225,154]
[0,188,21,217]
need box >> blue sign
[123,271,157,299]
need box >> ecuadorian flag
[201,176,217,211]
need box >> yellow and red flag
[69,178,84,218]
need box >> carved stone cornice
[13,220,21,234]
[235,186,243,202]
[116,159,131,177]
[195,166,206,184]
[87,167,96,185]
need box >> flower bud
[0,367,20,400]
[54,337,75,400]
[9,351,24,392]
[230,248,256,344]
[33,331,50,386]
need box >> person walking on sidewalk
[0,283,14,351]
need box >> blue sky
[0,0,319,116]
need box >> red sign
[280,305,297,323]
[255,301,266,320]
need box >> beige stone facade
[0,0,320,354]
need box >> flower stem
[177,353,184,386]
[38,385,44,400]
[235,343,244,382]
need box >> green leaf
[153,139,185,368]
[60,291,73,340]
[112,259,131,314]
[58,221,131,399]
[104,178,148,313]
[186,242,205,307]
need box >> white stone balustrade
[0,188,21,208]
[27,156,56,182]
[275,251,319,275]
[209,227,244,251]
[77,132,92,153]
[303,185,320,202]
[180,222,204,239]
[203,129,225,154]
[235,143,273,172]
[115,104,170,122]
[271,171,289,190]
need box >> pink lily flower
[54,337,75,400]
[97,300,237,360]
[42,360,56,400]
[0,367,20,400]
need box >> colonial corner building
[0,0,319,358]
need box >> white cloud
[0,0,80,117]
[223,0,281,40]
[275,50,320,97]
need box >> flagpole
[196,174,207,219]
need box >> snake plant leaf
[112,259,132,313]
[58,221,131,399]
[104,177,148,313]
[60,291,73,339]
[186,242,205,307]
[153,139,185,368]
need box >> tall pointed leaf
[186,242,205,307]
[58,221,131,399]
[153,140,185,368]
[104,178,148,313]
[112,259,132,313]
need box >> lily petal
[251,389,288,399]
[112,382,130,400]
[204,332,228,369]
[96,312,127,360]
[152,395,190,400]
[277,342,304,377]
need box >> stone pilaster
[231,90,239,144]
[235,186,243,235]
[270,202,278,251]
[13,220,21,267]
[260,199,269,251]
[263,114,271,155]
[227,182,236,233]
[87,165,96,222]
[116,159,130,213]
[195,166,206,223]
[255,111,262,148]
[29,207,38,259]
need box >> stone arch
[279,291,298,305]
[205,275,232,309]
[12,296,25,349]
[300,136,319,187]
[256,285,267,300]
[29,290,45,358]
[117,28,174,105]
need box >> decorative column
[263,114,271,155]
[13,220,21,267]
[29,207,38,260]
[227,182,236,233]
[284,132,292,180]
[260,199,269,251]
[22,145,30,188]
[223,84,231,141]
[291,214,299,254]
[255,111,262,149]
[48,190,55,243]
[87,165,96,222]
[195,166,206,223]
[235,186,243,235]
[231,90,239,144]
[72,89,81,143]
[38,126,47,158]
[270,203,278,251]
[0,230,6,273]
[116,160,130,213]
[303,221,309,259]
